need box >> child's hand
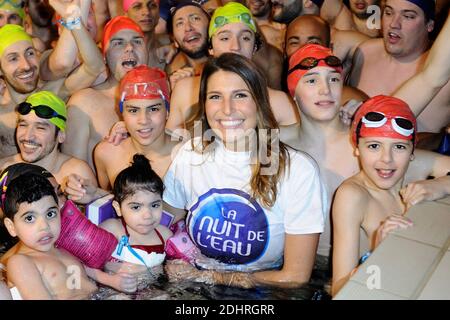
[339,99,362,126]
[400,180,448,211]
[374,214,413,247]
[64,174,98,204]
[104,121,128,146]
[109,272,138,293]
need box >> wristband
[58,16,82,30]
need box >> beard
[272,2,302,24]
[6,67,39,94]
[180,40,209,60]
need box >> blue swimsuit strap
[116,235,149,268]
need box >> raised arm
[44,0,92,79]
[394,12,450,116]
[44,0,105,93]
[62,91,92,165]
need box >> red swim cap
[351,95,417,147]
[102,16,144,57]
[119,65,169,112]
[287,44,342,98]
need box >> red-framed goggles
[288,55,342,75]
[16,102,67,121]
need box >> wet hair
[192,53,290,208]
[3,173,57,220]
[0,163,54,209]
[113,154,165,204]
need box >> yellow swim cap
[0,24,32,58]
[208,2,257,39]
[0,0,25,19]
[24,91,67,131]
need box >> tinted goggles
[288,55,342,75]
[16,102,67,121]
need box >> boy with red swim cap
[94,65,179,191]
[62,15,149,169]
[332,95,450,296]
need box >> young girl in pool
[100,154,173,277]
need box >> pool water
[1,229,331,300]
[90,257,331,301]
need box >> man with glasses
[0,91,97,186]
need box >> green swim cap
[0,0,25,19]
[25,91,67,131]
[0,24,32,58]
[208,2,257,39]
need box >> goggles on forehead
[0,0,24,9]
[288,56,342,75]
[119,82,167,112]
[0,171,8,209]
[213,12,253,29]
[16,102,67,121]
[361,112,414,137]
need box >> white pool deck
[334,196,450,300]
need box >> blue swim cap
[406,0,435,21]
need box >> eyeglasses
[213,13,252,29]
[288,56,342,75]
[16,102,67,121]
[361,112,414,137]
[0,0,24,9]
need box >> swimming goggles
[288,56,342,74]
[119,82,168,112]
[16,102,67,121]
[361,111,414,137]
[0,171,8,210]
[0,0,24,9]
[213,13,253,29]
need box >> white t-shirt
[164,138,326,272]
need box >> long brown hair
[190,53,290,208]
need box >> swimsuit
[109,218,166,268]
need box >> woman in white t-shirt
[163,53,326,289]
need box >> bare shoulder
[66,88,100,111]
[335,177,370,209]
[357,38,384,54]
[6,253,36,271]
[268,88,291,103]
[60,155,93,175]
[0,155,20,172]
[99,218,123,238]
